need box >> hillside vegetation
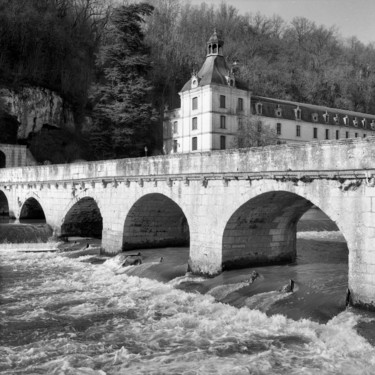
[0,0,374,160]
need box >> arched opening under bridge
[221,191,348,320]
[222,191,344,270]
[0,190,9,217]
[123,193,189,250]
[0,151,6,168]
[61,197,103,238]
[20,197,46,223]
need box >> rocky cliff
[0,87,75,140]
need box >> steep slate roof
[252,95,375,129]
[180,55,248,92]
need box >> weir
[1,137,375,309]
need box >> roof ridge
[252,95,375,118]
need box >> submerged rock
[279,279,295,293]
[114,252,143,267]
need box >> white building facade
[163,31,375,154]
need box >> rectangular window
[220,115,226,129]
[220,136,226,150]
[173,140,178,153]
[277,123,281,135]
[336,130,339,139]
[313,127,318,139]
[238,98,243,111]
[346,131,349,138]
[238,117,243,130]
[192,137,197,151]
[192,117,197,130]
[192,97,198,110]
[325,129,329,139]
[173,121,178,134]
[296,125,301,137]
[220,95,226,108]
[355,132,358,138]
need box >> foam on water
[297,231,346,242]
[1,248,375,374]
[208,279,256,301]
[167,273,207,287]
[245,291,293,312]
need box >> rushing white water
[1,240,375,374]
[297,231,347,242]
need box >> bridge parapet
[0,137,374,185]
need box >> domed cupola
[207,28,224,56]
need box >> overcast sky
[188,0,375,45]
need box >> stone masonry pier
[1,137,375,309]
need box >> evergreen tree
[91,3,158,158]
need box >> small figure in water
[160,257,164,263]
[280,279,295,293]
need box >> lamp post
[144,146,148,157]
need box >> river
[1,215,375,373]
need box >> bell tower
[206,28,224,56]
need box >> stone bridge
[1,138,375,308]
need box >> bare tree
[232,116,278,148]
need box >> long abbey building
[163,30,375,154]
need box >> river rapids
[1,233,375,374]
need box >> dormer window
[361,119,367,128]
[343,115,349,125]
[323,112,329,123]
[353,118,358,127]
[191,73,199,89]
[275,106,282,117]
[334,114,339,124]
[255,102,263,115]
[294,107,301,120]
[312,113,319,122]
[226,76,235,87]
[371,120,375,130]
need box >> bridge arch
[20,196,46,222]
[61,196,103,238]
[122,193,190,250]
[0,189,9,216]
[0,150,5,168]
[221,190,345,270]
